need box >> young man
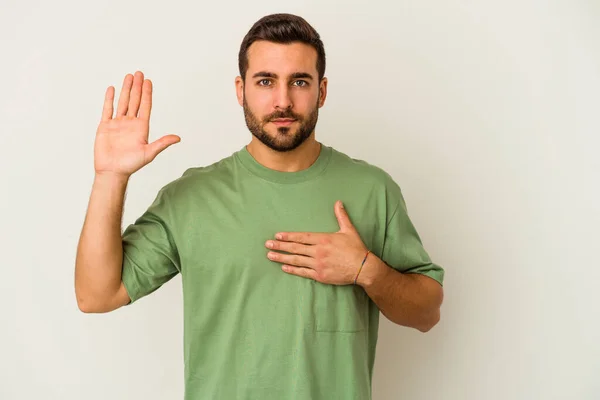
[75,13,444,400]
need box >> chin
[263,126,293,139]
[265,132,303,152]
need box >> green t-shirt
[121,142,444,400]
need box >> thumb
[147,134,181,160]
[334,200,355,233]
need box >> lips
[271,119,296,126]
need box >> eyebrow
[251,71,314,80]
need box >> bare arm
[357,254,444,332]
[74,71,180,313]
[75,173,131,313]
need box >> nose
[273,85,293,110]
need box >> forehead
[246,40,318,76]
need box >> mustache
[266,110,302,121]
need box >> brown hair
[238,13,326,82]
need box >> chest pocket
[313,282,370,333]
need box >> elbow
[76,286,127,314]
[76,295,100,313]
[75,277,111,314]
[77,298,92,313]
[417,309,441,333]
[76,290,110,314]
[418,284,443,332]
[75,282,94,313]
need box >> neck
[246,135,322,173]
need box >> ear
[235,76,244,106]
[318,77,328,108]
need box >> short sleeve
[381,191,445,287]
[121,187,181,304]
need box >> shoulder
[329,146,402,198]
[156,152,238,200]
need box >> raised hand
[94,71,180,178]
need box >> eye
[293,80,309,87]
[257,79,272,86]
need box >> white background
[1,0,598,399]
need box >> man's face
[236,41,328,152]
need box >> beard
[243,95,319,153]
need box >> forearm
[75,173,129,310]
[357,254,443,332]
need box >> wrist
[355,253,390,288]
[94,171,130,185]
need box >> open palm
[94,71,180,177]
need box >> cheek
[246,89,272,109]
[293,94,318,114]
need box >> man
[75,13,444,400]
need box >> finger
[266,240,316,257]
[267,251,314,268]
[127,71,144,118]
[146,134,181,162]
[101,86,115,121]
[281,265,318,280]
[116,73,133,117]
[334,200,356,233]
[276,231,324,245]
[138,79,153,121]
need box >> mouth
[270,119,296,126]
